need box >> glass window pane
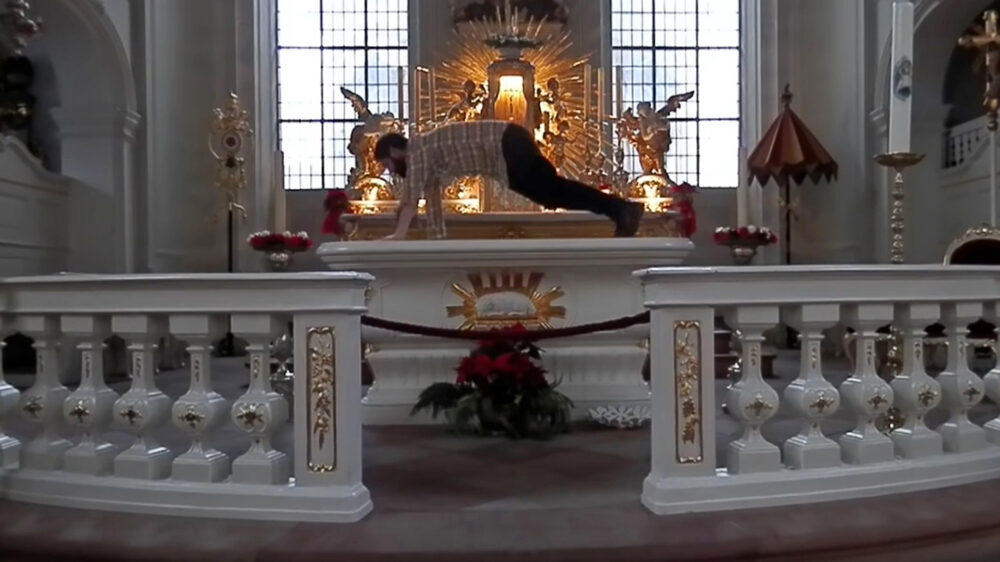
[698,120,739,188]
[277,49,322,121]
[611,0,741,187]
[277,0,321,48]
[277,0,407,190]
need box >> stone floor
[1,351,999,560]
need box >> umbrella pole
[784,181,791,265]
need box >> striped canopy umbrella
[747,86,838,264]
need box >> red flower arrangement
[412,324,573,439]
[247,230,314,252]
[321,190,353,236]
[712,225,777,246]
[669,182,698,238]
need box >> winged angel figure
[617,91,695,177]
[341,87,404,184]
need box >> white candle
[888,0,914,154]
[737,145,748,225]
[583,63,592,123]
[429,68,437,122]
[597,67,605,124]
[413,68,421,129]
[397,66,405,119]
[273,150,286,233]
[615,66,624,118]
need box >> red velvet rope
[360,311,651,342]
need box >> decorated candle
[888,0,914,154]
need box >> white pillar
[782,304,842,469]
[230,313,291,485]
[890,304,943,458]
[170,314,231,482]
[111,315,173,479]
[17,315,71,470]
[938,303,987,453]
[0,317,21,470]
[61,315,118,475]
[839,304,895,464]
[983,301,1000,444]
[726,306,782,474]
[641,305,716,514]
[292,311,372,521]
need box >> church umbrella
[747,86,838,264]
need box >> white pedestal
[319,237,693,425]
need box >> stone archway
[25,0,140,273]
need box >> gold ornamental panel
[673,320,703,465]
[448,271,565,330]
[306,326,337,473]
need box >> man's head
[375,133,409,177]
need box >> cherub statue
[446,79,487,122]
[617,91,695,177]
[542,119,572,171]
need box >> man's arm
[386,139,429,240]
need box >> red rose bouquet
[247,230,314,252]
[411,324,573,439]
[669,182,698,238]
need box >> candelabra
[874,152,925,264]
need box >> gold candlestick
[874,151,925,264]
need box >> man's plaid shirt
[399,121,511,238]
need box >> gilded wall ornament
[673,321,703,464]
[307,327,337,473]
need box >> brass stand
[874,152,925,264]
[871,152,924,432]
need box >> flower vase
[728,242,762,266]
[264,250,292,272]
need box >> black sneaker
[614,202,644,237]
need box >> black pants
[501,124,627,218]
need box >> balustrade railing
[944,116,988,169]
[638,265,1000,514]
[0,273,372,522]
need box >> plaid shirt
[399,121,511,238]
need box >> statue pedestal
[318,236,694,424]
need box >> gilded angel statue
[618,91,695,177]
[341,87,404,186]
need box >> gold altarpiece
[339,1,691,240]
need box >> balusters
[938,303,986,453]
[170,315,230,482]
[839,304,895,464]
[17,315,71,470]
[782,305,841,469]
[111,315,173,479]
[726,306,781,474]
[61,315,118,475]
[0,317,20,469]
[230,314,290,485]
[984,302,1000,445]
[890,304,943,458]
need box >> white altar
[318,236,694,424]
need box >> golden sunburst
[430,9,608,181]
[447,271,566,330]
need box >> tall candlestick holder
[874,151,925,264]
[872,151,924,434]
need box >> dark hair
[374,133,408,160]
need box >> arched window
[277,0,408,191]
[611,0,740,188]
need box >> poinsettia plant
[247,230,314,252]
[411,324,573,440]
[712,225,777,246]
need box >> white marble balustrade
[638,265,1000,515]
[0,273,372,522]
